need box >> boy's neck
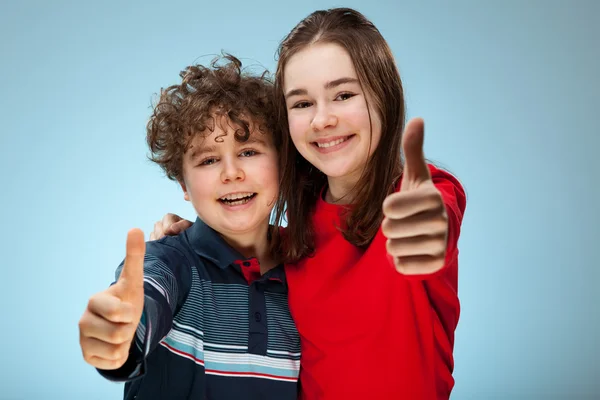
[221,223,277,274]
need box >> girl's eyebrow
[285,88,307,99]
[285,77,359,99]
[324,77,358,90]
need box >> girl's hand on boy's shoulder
[150,213,193,240]
[381,118,448,275]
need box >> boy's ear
[179,180,190,202]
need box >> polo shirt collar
[185,217,244,269]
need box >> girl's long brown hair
[273,8,406,263]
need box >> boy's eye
[335,92,355,101]
[240,149,257,157]
[200,157,218,166]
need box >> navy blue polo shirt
[98,218,301,400]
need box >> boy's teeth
[220,192,254,201]
[316,137,347,148]
[221,194,255,206]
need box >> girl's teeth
[317,137,347,148]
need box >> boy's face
[180,116,279,238]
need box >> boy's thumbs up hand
[79,229,146,370]
[109,229,145,312]
[381,118,448,275]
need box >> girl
[154,8,466,400]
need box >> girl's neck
[325,173,361,205]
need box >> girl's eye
[292,101,311,109]
[200,157,218,166]
[240,150,257,157]
[335,92,356,101]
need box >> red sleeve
[386,164,467,281]
[385,164,467,389]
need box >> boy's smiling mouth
[218,192,257,206]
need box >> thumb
[115,228,145,303]
[401,117,431,189]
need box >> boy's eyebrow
[189,136,267,159]
[189,145,216,160]
[285,77,359,99]
[242,135,268,146]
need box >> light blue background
[1,0,598,399]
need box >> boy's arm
[96,239,192,382]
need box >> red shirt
[285,165,466,399]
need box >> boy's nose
[220,161,245,182]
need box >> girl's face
[283,42,382,190]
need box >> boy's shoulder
[144,229,197,268]
[149,218,244,270]
[149,232,189,252]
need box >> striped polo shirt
[98,218,301,400]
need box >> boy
[78,55,300,399]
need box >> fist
[79,229,145,369]
[382,118,448,275]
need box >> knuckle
[116,344,131,361]
[426,191,443,208]
[108,345,124,360]
[103,308,121,323]
[431,259,444,273]
[440,209,448,221]
[394,257,405,272]
[434,215,447,231]
[108,328,128,344]
[382,197,392,213]
[83,353,94,364]
[87,295,103,312]
[116,357,128,368]
[433,243,446,258]
[78,314,87,330]
[395,262,409,275]
[164,213,178,224]
[425,256,442,272]
[425,186,440,198]
[438,238,447,252]
[385,239,396,255]
[87,294,98,308]
[381,219,391,236]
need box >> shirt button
[243,261,251,267]
[254,312,262,322]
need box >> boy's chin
[214,216,271,236]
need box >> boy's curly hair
[146,54,276,182]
